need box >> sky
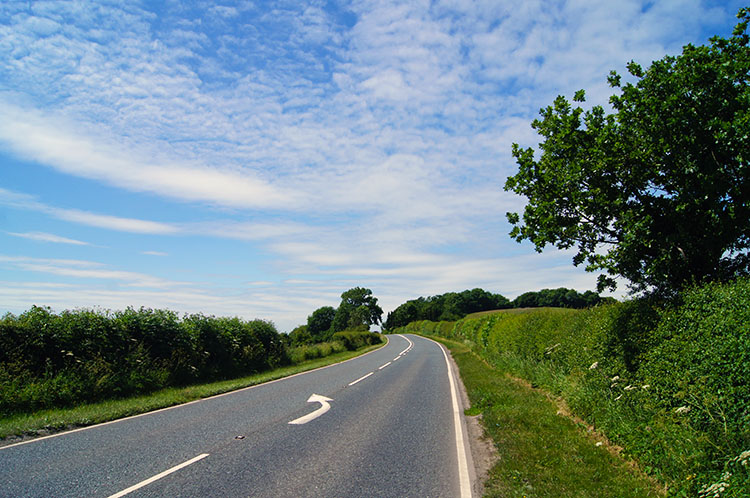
[0,0,745,332]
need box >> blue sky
[0,0,744,331]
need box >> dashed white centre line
[348,372,374,386]
[378,361,392,370]
[107,453,209,498]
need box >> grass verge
[426,334,664,497]
[0,341,384,444]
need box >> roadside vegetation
[432,335,662,497]
[0,341,383,441]
[0,304,382,432]
[289,286,384,345]
[391,277,750,496]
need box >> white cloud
[0,255,180,288]
[0,103,294,210]
[141,251,168,256]
[0,187,179,234]
[7,231,90,245]
[55,208,179,234]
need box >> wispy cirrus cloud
[0,255,180,288]
[0,103,294,210]
[7,231,90,246]
[0,187,179,234]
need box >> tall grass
[393,278,750,496]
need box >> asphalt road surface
[0,334,472,497]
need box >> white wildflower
[733,450,750,466]
[675,406,691,414]
[589,361,599,370]
[595,442,603,447]
[699,471,732,498]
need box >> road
[0,334,473,497]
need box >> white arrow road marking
[288,394,334,425]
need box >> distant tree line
[288,287,383,345]
[383,287,608,330]
[512,288,610,309]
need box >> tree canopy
[306,306,336,341]
[383,287,604,330]
[384,288,512,330]
[331,287,383,332]
[504,9,750,295]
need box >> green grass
[0,342,385,442]
[465,307,557,319]
[428,335,664,497]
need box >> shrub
[287,340,348,365]
[331,330,383,351]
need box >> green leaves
[505,8,750,295]
[331,287,383,332]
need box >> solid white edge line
[348,372,374,386]
[107,453,209,498]
[1,336,390,451]
[421,336,472,498]
[378,361,392,370]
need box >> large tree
[505,9,750,295]
[331,287,383,332]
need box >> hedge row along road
[0,335,473,498]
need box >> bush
[331,330,383,351]
[639,280,750,492]
[287,340,347,365]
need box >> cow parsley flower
[733,450,750,466]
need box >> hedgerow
[391,278,750,496]
[0,306,287,415]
